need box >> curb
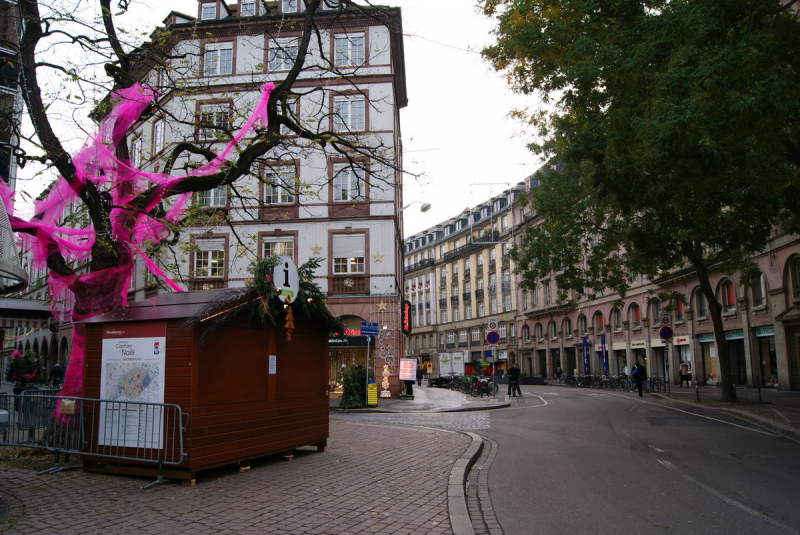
[333,402,511,414]
[449,431,483,535]
[651,393,800,442]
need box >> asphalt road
[481,386,800,535]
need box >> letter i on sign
[283,261,290,288]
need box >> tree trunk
[694,260,737,402]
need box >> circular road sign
[659,326,674,340]
[486,331,500,345]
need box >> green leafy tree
[482,0,800,401]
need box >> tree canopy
[482,0,800,401]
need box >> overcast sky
[19,0,541,236]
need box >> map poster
[399,358,417,382]
[99,322,167,449]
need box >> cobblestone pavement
[465,437,502,535]
[0,419,470,535]
[331,411,491,431]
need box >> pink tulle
[1,81,275,397]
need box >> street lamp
[399,201,431,213]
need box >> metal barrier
[0,394,187,489]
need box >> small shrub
[339,366,373,409]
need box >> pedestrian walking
[48,363,64,388]
[495,366,504,384]
[416,365,424,387]
[555,365,563,380]
[507,363,522,397]
[631,360,647,397]
[679,361,690,387]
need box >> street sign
[660,312,671,326]
[486,331,500,345]
[361,322,379,336]
[487,317,498,331]
[659,326,674,340]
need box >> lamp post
[398,201,431,213]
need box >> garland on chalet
[188,256,342,343]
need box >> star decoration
[373,252,384,262]
[311,245,322,255]
[377,300,388,311]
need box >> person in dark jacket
[507,363,522,397]
[48,363,64,388]
[416,365,424,387]
[631,361,647,397]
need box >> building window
[651,300,661,322]
[792,258,800,300]
[631,304,641,328]
[459,330,467,344]
[203,43,233,76]
[447,331,455,346]
[240,0,256,16]
[465,303,472,319]
[269,37,298,72]
[441,310,447,323]
[536,323,543,340]
[723,281,736,312]
[201,3,216,19]
[675,299,685,321]
[152,119,165,154]
[549,321,557,339]
[264,167,296,204]
[333,165,365,201]
[490,249,496,262]
[453,308,460,321]
[503,294,511,312]
[263,237,294,260]
[579,315,587,335]
[471,328,480,343]
[332,233,365,274]
[501,214,508,230]
[612,308,622,331]
[198,186,226,207]
[499,323,507,340]
[281,0,297,12]
[696,291,708,317]
[194,240,226,278]
[544,280,552,305]
[452,262,458,277]
[522,325,530,342]
[477,254,483,268]
[751,272,766,307]
[334,33,365,67]
[478,301,485,317]
[477,277,484,290]
[130,137,142,168]
[198,103,230,138]
[333,95,365,131]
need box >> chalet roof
[81,289,230,323]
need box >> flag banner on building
[601,333,608,376]
[582,337,589,375]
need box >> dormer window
[240,0,256,16]
[201,2,217,19]
[282,0,297,12]
[323,0,342,9]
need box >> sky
[18,0,542,236]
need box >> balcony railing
[403,258,435,274]
[439,298,447,307]
[463,269,470,280]
[188,279,228,291]
[462,292,471,302]
[329,275,368,295]
[488,284,497,295]
[475,289,484,299]
[450,295,459,303]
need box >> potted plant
[5,349,44,393]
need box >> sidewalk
[329,382,511,413]
[652,384,800,441]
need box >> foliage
[5,349,44,390]
[338,366,373,410]
[483,0,800,402]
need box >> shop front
[698,333,718,384]
[754,326,778,387]
[611,342,627,375]
[563,347,576,376]
[630,340,647,371]
[673,335,693,383]
[726,329,747,385]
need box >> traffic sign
[487,317,498,331]
[361,322,379,336]
[486,331,500,345]
[659,326,673,340]
[660,312,671,326]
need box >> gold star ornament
[373,252,384,262]
[311,245,322,255]
[377,300,388,311]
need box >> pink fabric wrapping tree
[1,82,275,397]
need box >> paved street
[0,419,469,535]
[2,383,800,534]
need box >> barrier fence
[0,393,187,489]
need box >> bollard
[756,375,762,404]
[695,380,700,402]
